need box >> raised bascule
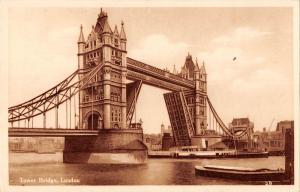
[8,9,250,164]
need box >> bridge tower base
[63,129,147,164]
[191,136,222,149]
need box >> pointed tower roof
[78,25,85,43]
[91,25,96,34]
[194,57,200,72]
[102,19,112,34]
[173,64,177,74]
[182,53,195,79]
[200,61,207,74]
[95,8,111,34]
[113,25,119,36]
[98,8,105,18]
[120,21,127,40]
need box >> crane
[268,118,275,132]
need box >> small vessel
[171,150,236,158]
[169,146,269,159]
[195,165,285,181]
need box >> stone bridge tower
[179,54,207,136]
[77,9,127,130]
[164,54,208,146]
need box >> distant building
[253,120,293,154]
[160,123,175,150]
[144,133,162,151]
[160,123,173,136]
[162,133,175,151]
[9,137,64,153]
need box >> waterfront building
[9,137,64,153]
[252,120,294,154]
[144,133,162,151]
[162,133,175,151]
[160,123,175,150]
[160,123,172,136]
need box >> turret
[78,25,85,44]
[194,58,202,135]
[120,21,127,129]
[77,25,85,69]
[161,123,165,135]
[200,61,207,93]
[77,25,85,128]
[102,19,112,45]
[172,64,177,74]
[120,21,127,51]
[194,58,200,90]
[113,25,119,37]
[200,61,207,77]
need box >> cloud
[194,26,293,130]
[128,34,188,71]
[8,26,79,106]
[213,27,271,46]
[196,27,272,85]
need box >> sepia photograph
[0,0,299,191]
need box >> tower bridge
[8,9,250,163]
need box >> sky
[7,7,294,133]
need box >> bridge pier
[63,129,147,164]
[191,135,222,149]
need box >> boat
[195,165,286,181]
[148,145,269,159]
[172,150,236,158]
[169,146,269,159]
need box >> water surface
[10,156,285,185]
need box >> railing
[8,64,104,123]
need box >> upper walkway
[8,128,99,137]
[127,57,195,91]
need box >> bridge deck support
[63,129,148,164]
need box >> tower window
[84,95,89,102]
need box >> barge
[195,165,285,181]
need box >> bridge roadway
[8,128,99,137]
[127,57,195,91]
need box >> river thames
[9,155,285,185]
